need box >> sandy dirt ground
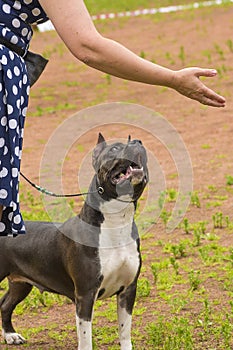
[1,4,233,349]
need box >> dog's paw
[2,330,26,345]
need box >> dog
[0,133,148,350]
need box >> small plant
[226,174,233,186]
[166,188,177,202]
[197,221,207,235]
[212,211,223,229]
[146,318,165,347]
[139,50,146,59]
[226,39,233,52]
[188,270,201,291]
[198,298,212,332]
[190,191,201,208]
[214,44,225,60]
[192,226,201,247]
[221,314,232,348]
[160,209,171,226]
[104,74,112,85]
[170,257,179,275]
[228,249,233,266]
[158,190,166,210]
[165,51,175,65]
[183,217,190,234]
[178,45,186,65]
[167,241,187,259]
[202,49,212,64]
[137,278,151,298]
[151,263,159,284]
[201,143,211,149]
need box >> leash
[20,172,104,198]
[20,173,133,202]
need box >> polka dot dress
[0,0,48,236]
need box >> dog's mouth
[111,163,145,185]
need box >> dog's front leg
[117,282,137,350]
[75,294,95,350]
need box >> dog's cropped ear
[97,133,106,145]
[128,135,131,143]
[92,133,107,170]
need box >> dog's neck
[99,198,136,247]
[79,177,138,247]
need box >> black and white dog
[0,133,148,349]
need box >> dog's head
[92,133,148,202]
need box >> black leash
[20,172,104,198]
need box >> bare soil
[1,4,233,349]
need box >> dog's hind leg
[0,280,32,345]
[117,282,138,350]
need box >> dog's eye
[111,146,119,152]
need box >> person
[0,0,226,236]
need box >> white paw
[2,330,26,345]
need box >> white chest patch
[98,198,140,299]
[98,242,140,299]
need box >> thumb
[195,68,217,78]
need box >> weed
[160,209,171,226]
[139,50,146,59]
[166,188,177,202]
[202,49,212,63]
[151,263,160,284]
[169,295,188,314]
[30,103,77,117]
[201,143,211,149]
[170,257,179,275]
[207,184,218,193]
[198,221,207,235]
[214,44,225,60]
[137,278,151,298]
[188,270,201,291]
[146,317,165,347]
[158,190,166,210]
[216,64,228,79]
[172,241,187,258]
[178,45,186,65]
[226,39,233,52]
[183,217,190,234]
[165,51,175,65]
[221,314,232,349]
[146,316,193,349]
[192,226,201,247]
[226,174,233,186]
[212,211,223,229]
[190,191,201,208]
[103,73,112,85]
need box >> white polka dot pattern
[0,0,48,236]
[0,44,29,235]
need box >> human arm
[38,0,225,107]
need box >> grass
[84,0,233,15]
[1,0,233,348]
[1,182,233,348]
[85,0,199,15]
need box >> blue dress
[0,0,48,235]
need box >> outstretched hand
[172,68,226,107]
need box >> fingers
[202,87,226,107]
[189,68,226,107]
[195,68,218,78]
[200,94,225,107]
